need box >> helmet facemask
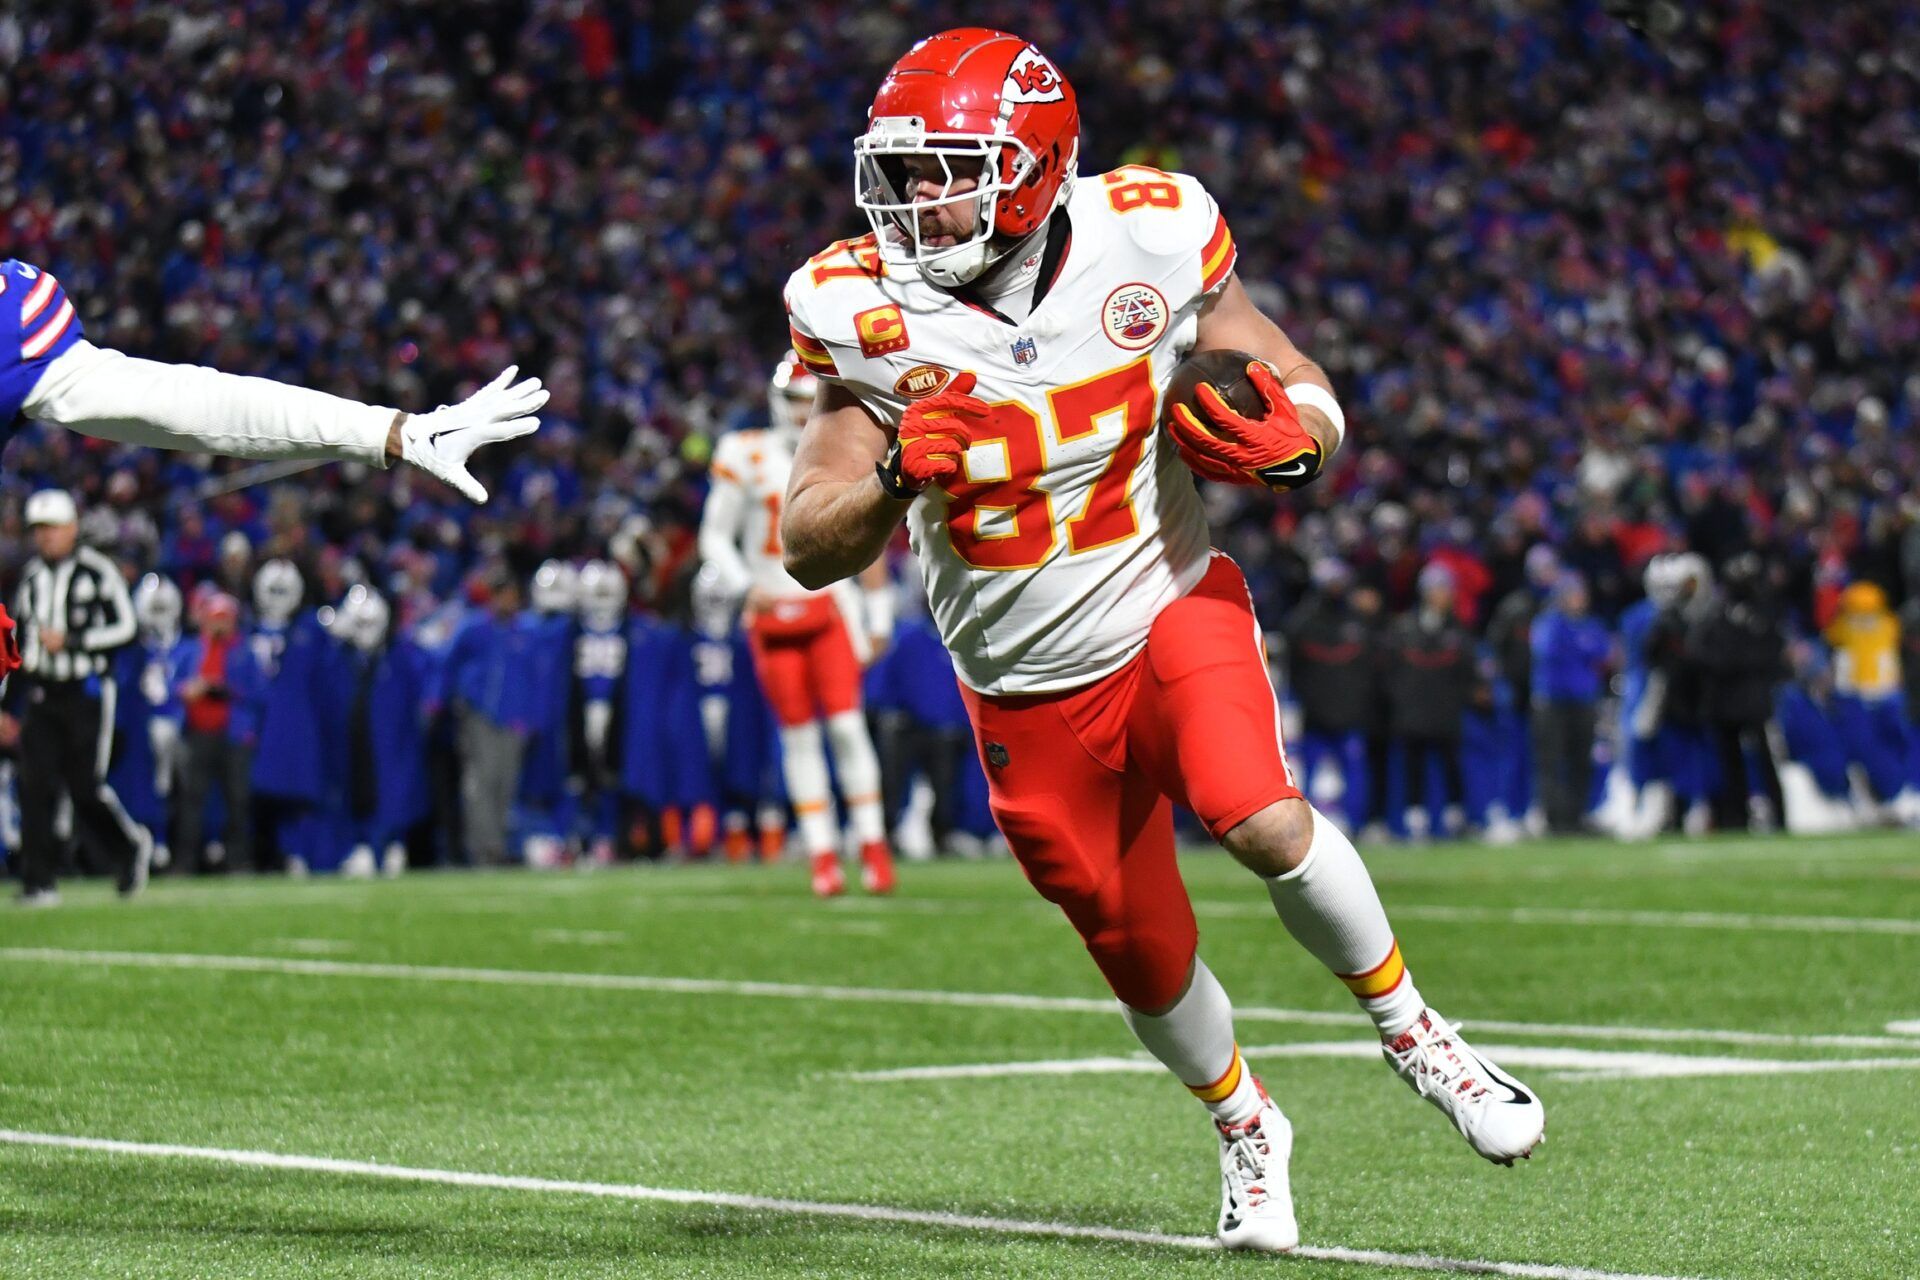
[855,118,1040,288]
[134,573,183,644]
[577,561,628,632]
[253,560,304,627]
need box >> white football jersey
[701,426,872,660]
[784,167,1238,695]
[707,428,810,600]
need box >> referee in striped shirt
[11,489,150,905]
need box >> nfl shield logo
[1011,335,1038,366]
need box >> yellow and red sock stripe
[1199,213,1237,293]
[1339,940,1407,1001]
[1187,1046,1246,1104]
[788,324,840,376]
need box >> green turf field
[3,832,1917,1279]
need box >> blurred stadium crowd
[2,1,1919,876]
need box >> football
[1160,348,1270,433]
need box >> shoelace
[1219,1119,1271,1209]
[1387,1014,1487,1104]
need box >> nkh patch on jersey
[782,167,1235,695]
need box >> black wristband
[1253,440,1325,492]
[875,448,920,501]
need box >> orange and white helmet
[855,28,1080,288]
[769,349,819,441]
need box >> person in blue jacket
[229,559,327,872]
[517,560,581,864]
[1777,643,1855,808]
[320,586,431,876]
[623,594,716,858]
[110,573,187,868]
[1529,570,1614,834]
[1618,555,1678,838]
[440,566,540,865]
[572,560,631,863]
[690,565,786,862]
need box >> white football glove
[398,365,548,503]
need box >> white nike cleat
[1215,1082,1298,1252]
[1384,1009,1545,1165]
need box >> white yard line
[1184,901,1920,936]
[533,929,627,946]
[845,1042,1920,1085]
[611,892,1920,936]
[1375,905,1920,937]
[601,890,1920,937]
[8,946,1920,1054]
[265,938,357,955]
[0,1128,1710,1280]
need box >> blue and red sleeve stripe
[18,269,81,361]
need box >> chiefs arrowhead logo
[1003,48,1066,104]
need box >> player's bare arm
[1192,273,1341,462]
[780,382,909,591]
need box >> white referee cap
[25,489,78,527]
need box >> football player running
[0,258,546,680]
[780,29,1543,1250]
[699,352,899,896]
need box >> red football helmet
[855,28,1080,288]
[768,349,819,440]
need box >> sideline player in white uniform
[780,28,1543,1251]
[0,257,546,678]
[698,353,898,897]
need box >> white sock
[1265,807,1424,1038]
[780,722,838,857]
[824,709,887,844]
[1122,957,1264,1125]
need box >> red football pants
[746,595,863,728]
[960,553,1300,1010]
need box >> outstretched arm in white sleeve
[23,341,546,503]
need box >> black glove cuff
[875,447,921,501]
[1253,441,1325,491]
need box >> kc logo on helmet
[1003,48,1066,104]
[854,304,911,358]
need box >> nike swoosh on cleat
[1468,1053,1534,1106]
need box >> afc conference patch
[1102,283,1169,350]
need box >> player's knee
[1084,921,1196,1012]
[1220,796,1315,877]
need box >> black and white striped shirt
[14,545,137,683]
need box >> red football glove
[0,603,19,681]
[1166,360,1324,491]
[882,371,991,494]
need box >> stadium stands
[2,2,1917,872]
